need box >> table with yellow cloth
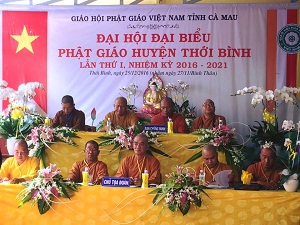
[46,132,226,180]
[0,184,299,225]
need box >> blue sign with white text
[143,125,167,133]
[101,177,131,187]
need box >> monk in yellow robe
[68,140,108,185]
[0,139,39,184]
[151,97,188,133]
[190,99,226,132]
[195,144,235,185]
[247,146,283,190]
[101,97,138,132]
[115,133,161,185]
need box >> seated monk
[101,97,138,132]
[190,99,226,132]
[115,133,161,186]
[0,139,40,184]
[51,95,86,130]
[142,82,166,115]
[195,144,235,185]
[246,145,283,190]
[68,140,108,185]
[151,97,188,133]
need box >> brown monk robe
[247,147,283,190]
[115,134,161,185]
[51,95,85,130]
[151,97,188,133]
[68,140,109,185]
[194,144,234,185]
[101,97,138,132]
[195,163,232,184]
[190,99,226,132]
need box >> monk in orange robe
[115,133,161,185]
[101,97,138,132]
[68,140,108,185]
[247,146,283,190]
[151,97,188,133]
[195,144,234,185]
[190,99,226,132]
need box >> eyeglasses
[202,103,214,107]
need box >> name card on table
[143,125,167,133]
[101,177,130,187]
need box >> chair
[84,125,96,132]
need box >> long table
[0,184,299,225]
[45,132,228,179]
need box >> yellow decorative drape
[0,185,299,225]
[46,132,226,180]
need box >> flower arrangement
[232,86,300,146]
[0,81,45,139]
[0,107,45,139]
[185,125,246,169]
[119,83,141,112]
[27,126,79,167]
[98,124,170,159]
[280,120,300,184]
[164,80,196,119]
[0,80,44,108]
[149,165,208,216]
[17,164,79,215]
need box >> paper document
[213,169,232,187]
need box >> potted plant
[232,86,300,150]
[279,120,300,192]
[0,81,45,154]
[249,116,287,148]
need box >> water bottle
[218,119,223,129]
[141,169,149,188]
[44,117,50,126]
[82,167,89,186]
[199,169,205,186]
[106,118,112,134]
[167,118,173,134]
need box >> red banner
[2,11,47,112]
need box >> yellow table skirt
[46,132,226,179]
[0,184,299,225]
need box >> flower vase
[283,179,299,192]
[6,137,17,155]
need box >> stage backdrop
[0,3,299,143]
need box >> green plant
[98,123,171,160]
[249,119,287,147]
[174,100,196,119]
[0,108,45,139]
[27,126,79,167]
[185,125,246,170]
[232,86,300,147]
[149,165,209,216]
[0,80,45,139]
[17,164,79,214]
[279,120,300,185]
